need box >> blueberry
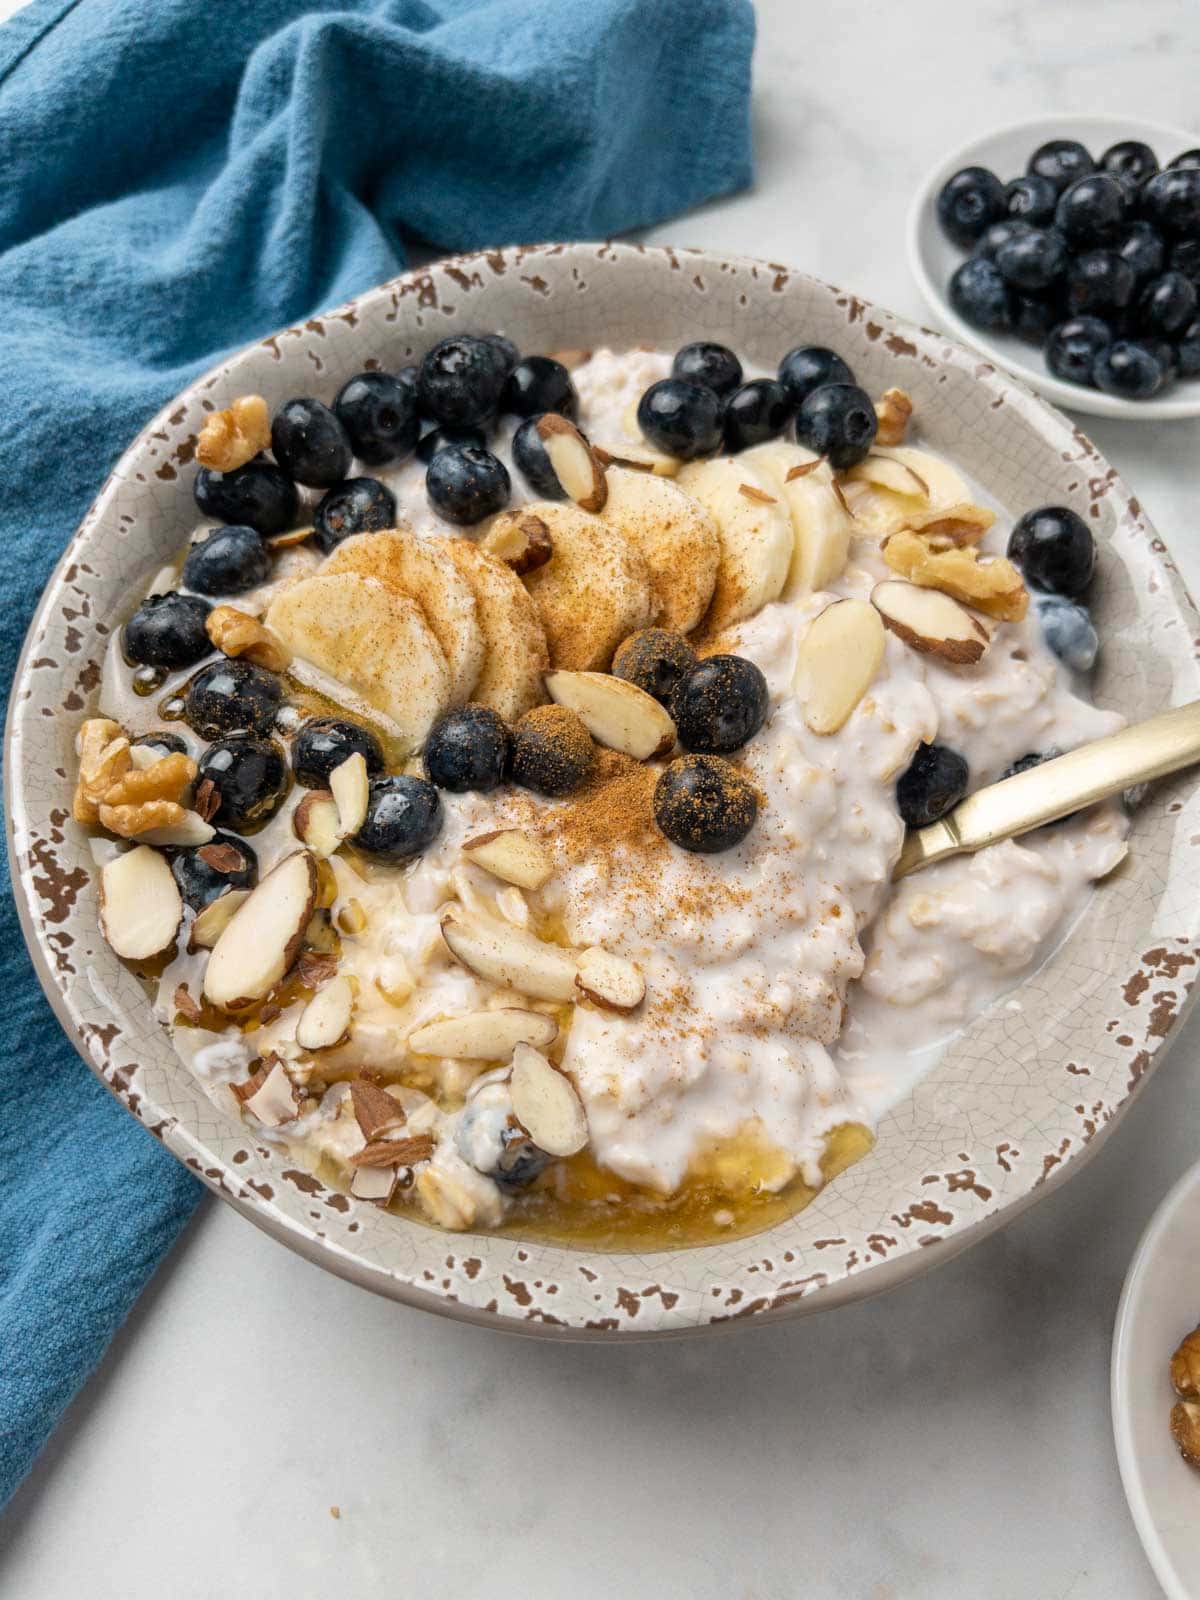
[269,398,352,488]
[423,706,511,792]
[170,831,258,910]
[491,1125,553,1193]
[511,705,596,797]
[1136,270,1198,337]
[1004,174,1058,226]
[936,165,1007,247]
[1065,249,1136,316]
[193,460,298,538]
[895,743,969,829]
[396,364,419,401]
[777,346,855,406]
[1032,593,1099,672]
[182,525,271,597]
[130,729,190,759]
[480,332,521,376]
[669,654,769,755]
[184,659,283,738]
[1093,340,1165,398]
[1132,336,1179,380]
[653,754,757,854]
[948,258,1013,332]
[612,628,697,704]
[354,774,442,860]
[417,335,507,427]
[1177,319,1200,377]
[416,423,489,464]
[124,592,212,669]
[634,379,722,461]
[972,219,1035,261]
[290,718,384,789]
[995,227,1067,291]
[426,445,510,526]
[672,341,743,397]
[511,415,568,498]
[794,382,878,469]
[196,735,289,831]
[1008,506,1095,597]
[1141,169,1200,236]
[1115,220,1167,282]
[1101,139,1159,186]
[1013,293,1061,345]
[333,371,420,467]
[500,356,578,419]
[1044,317,1113,386]
[1028,139,1095,195]
[313,476,397,553]
[722,378,793,452]
[1002,749,1062,781]
[1055,174,1127,248]
[1169,149,1200,172]
[1170,239,1200,286]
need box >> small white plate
[1112,1160,1200,1599]
[907,113,1200,421]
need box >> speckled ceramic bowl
[9,243,1200,1339]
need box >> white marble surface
[3,1,1200,1595]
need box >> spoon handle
[893,699,1200,880]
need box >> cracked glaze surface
[8,242,1200,1338]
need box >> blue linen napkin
[0,0,754,1506]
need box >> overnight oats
[76,331,1129,1247]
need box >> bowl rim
[906,110,1200,422]
[9,238,1200,1338]
[1111,1157,1200,1600]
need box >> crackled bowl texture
[9,243,1200,1339]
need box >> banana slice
[502,501,655,671]
[840,446,971,537]
[675,457,792,632]
[599,467,720,634]
[743,442,853,598]
[322,529,484,706]
[266,572,451,752]
[440,538,549,721]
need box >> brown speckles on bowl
[7,242,1200,1339]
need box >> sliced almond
[509,1044,588,1157]
[536,415,608,512]
[844,454,930,499]
[188,887,250,952]
[350,1165,399,1205]
[293,791,341,858]
[481,513,553,575]
[267,525,315,551]
[99,846,182,961]
[329,752,369,838]
[241,1058,304,1128]
[349,1081,406,1141]
[295,974,354,1051]
[441,909,578,1002]
[173,983,202,1024]
[461,829,554,892]
[738,482,777,506]
[871,580,991,665]
[350,1133,435,1169]
[297,948,339,987]
[408,1008,558,1060]
[575,947,645,1011]
[136,812,217,848]
[594,442,680,478]
[793,599,886,736]
[203,850,318,1011]
[544,669,675,760]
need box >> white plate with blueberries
[908,113,1200,420]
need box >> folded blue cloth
[0,0,754,1507]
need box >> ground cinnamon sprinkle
[544,749,661,860]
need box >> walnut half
[195,395,271,474]
[882,530,1028,623]
[206,605,292,671]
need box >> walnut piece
[901,501,996,548]
[883,530,1028,622]
[1171,1400,1200,1469]
[101,750,196,809]
[206,605,292,671]
[1171,1324,1200,1401]
[874,387,913,446]
[73,719,129,823]
[195,395,271,474]
[99,799,192,838]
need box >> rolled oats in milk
[82,332,1127,1246]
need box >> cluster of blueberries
[634,340,879,468]
[939,138,1200,398]
[895,503,1097,829]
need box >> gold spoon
[893,700,1200,880]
